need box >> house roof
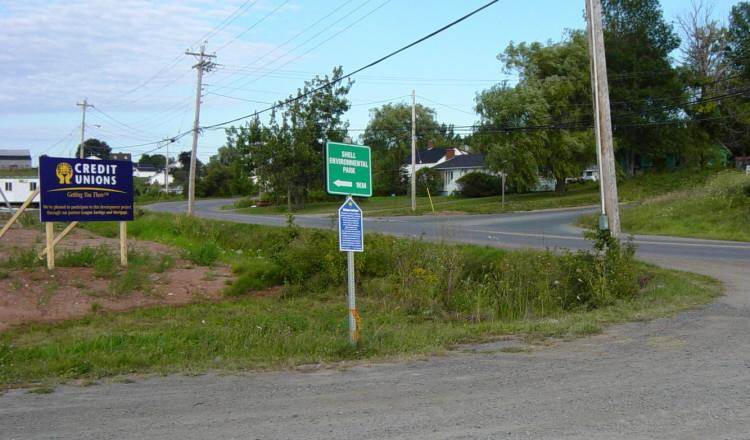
[404,148,449,165]
[433,154,486,170]
[0,149,31,160]
[134,164,159,172]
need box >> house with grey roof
[0,149,32,169]
[402,146,468,175]
[433,154,493,195]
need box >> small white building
[133,164,160,180]
[433,154,492,195]
[0,176,40,205]
[148,171,174,186]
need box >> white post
[411,89,417,212]
[501,173,506,208]
[347,250,357,344]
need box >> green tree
[602,0,684,173]
[677,1,732,168]
[416,167,442,196]
[477,31,595,192]
[138,154,166,169]
[76,138,111,159]
[228,67,353,209]
[362,103,459,195]
[727,2,750,81]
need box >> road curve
[2,198,749,439]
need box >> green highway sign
[325,141,372,197]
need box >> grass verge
[578,170,750,242]
[0,212,721,388]
[0,264,718,387]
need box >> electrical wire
[229,0,392,91]
[211,0,356,89]
[214,0,292,53]
[200,0,502,131]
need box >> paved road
[3,199,749,439]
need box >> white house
[147,171,175,186]
[401,147,468,175]
[433,154,493,195]
[132,164,160,180]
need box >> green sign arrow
[326,141,372,197]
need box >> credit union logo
[55,162,74,184]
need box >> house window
[30,182,37,191]
[4,182,11,192]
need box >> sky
[0,0,741,164]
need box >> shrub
[183,242,221,266]
[225,257,283,296]
[0,247,42,269]
[416,167,443,196]
[457,172,502,198]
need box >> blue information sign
[338,197,363,252]
[39,155,134,222]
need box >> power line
[417,94,475,115]
[214,0,293,53]
[228,0,392,91]
[214,0,377,89]
[211,0,357,89]
[200,0,502,131]
[192,0,262,47]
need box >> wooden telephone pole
[411,90,416,212]
[185,44,216,216]
[76,99,93,159]
[585,0,620,235]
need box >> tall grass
[619,171,750,241]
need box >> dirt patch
[0,226,233,330]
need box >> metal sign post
[327,141,372,345]
[338,197,364,344]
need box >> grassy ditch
[0,213,720,387]
[579,171,750,242]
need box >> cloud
[0,0,296,114]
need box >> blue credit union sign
[38,155,134,222]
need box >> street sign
[39,155,134,222]
[326,141,372,197]
[338,196,363,252]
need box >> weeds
[0,247,42,270]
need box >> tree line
[148,0,750,204]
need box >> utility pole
[411,89,417,212]
[185,43,216,216]
[76,99,93,159]
[585,0,620,235]
[164,139,171,195]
